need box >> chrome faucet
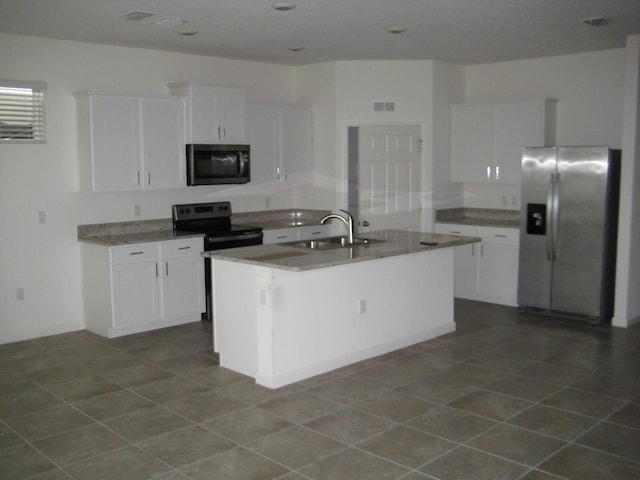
[321,209,355,245]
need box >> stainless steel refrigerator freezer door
[518,147,556,309]
[551,147,609,317]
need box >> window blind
[0,79,47,143]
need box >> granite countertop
[202,229,480,272]
[78,230,204,247]
[77,208,331,246]
[435,208,520,229]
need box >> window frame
[0,79,47,144]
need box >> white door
[357,125,422,232]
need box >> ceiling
[1,0,639,66]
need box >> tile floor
[1,299,640,480]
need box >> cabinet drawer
[263,228,297,244]
[297,224,331,240]
[435,224,478,237]
[111,244,158,263]
[478,227,519,244]
[161,238,204,257]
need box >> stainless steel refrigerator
[518,146,621,324]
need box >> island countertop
[202,229,479,272]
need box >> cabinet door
[161,254,205,320]
[450,104,493,183]
[187,85,219,143]
[493,101,545,184]
[453,244,478,299]
[91,96,140,191]
[477,228,520,306]
[435,224,479,299]
[248,105,279,183]
[112,259,160,328]
[217,88,247,143]
[280,106,312,180]
[140,97,186,189]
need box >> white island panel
[212,247,455,388]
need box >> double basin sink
[289,236,384,250]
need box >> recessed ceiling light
[581,17,610,27]
[153,17,188,28]
[386,27,407,34]
[118,11,156,21]
[288,46,305,52]
[272,3,296,11]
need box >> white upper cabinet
[450,99,555,184]
[169,83,248,144]
[140,97,187,189]
[76,93,186,192]
[248,104,312,184]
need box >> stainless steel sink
[289,236,384,250]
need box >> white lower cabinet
[82,237,205,338]
[262,224,332,245]
[435,223,519,306]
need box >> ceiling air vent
[118,11,156,21]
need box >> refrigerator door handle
[546,174,556,261]
[552,173,561,260]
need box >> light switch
[38,211,46,224]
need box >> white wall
[294,62,337,210]
[462,49,626,210]
[614,35,640,327]
[0,33,297,343]
[333,61,435,228]
[431,61,466,221]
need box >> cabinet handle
[495,234,508,238]
[165,261,169,276]
[178,246,191,250]
[148,171,151,185]
[480,244,484,256]
[276,167,280,181]
[486,166,491,180]
[130,251,144,255]
[495,166,500,180]
[310,231,322,236]
[155,263,158,277]
[284,169,288,181]
[137,171,141,186]
[277,235,288,239]
[471,244,475,256]
[450,230,462,234]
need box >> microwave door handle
[238,153,248,178]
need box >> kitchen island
[203,230,479,388]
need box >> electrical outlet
[134,205,141,217]
[511,195,518,207]
[38,211,47,224]
[501,196,507,207]
[17,288,24,301]
[358,299,366,314]
[265,197,270,208]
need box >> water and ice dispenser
[526,203,546,235]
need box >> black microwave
[186,144,250,185]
